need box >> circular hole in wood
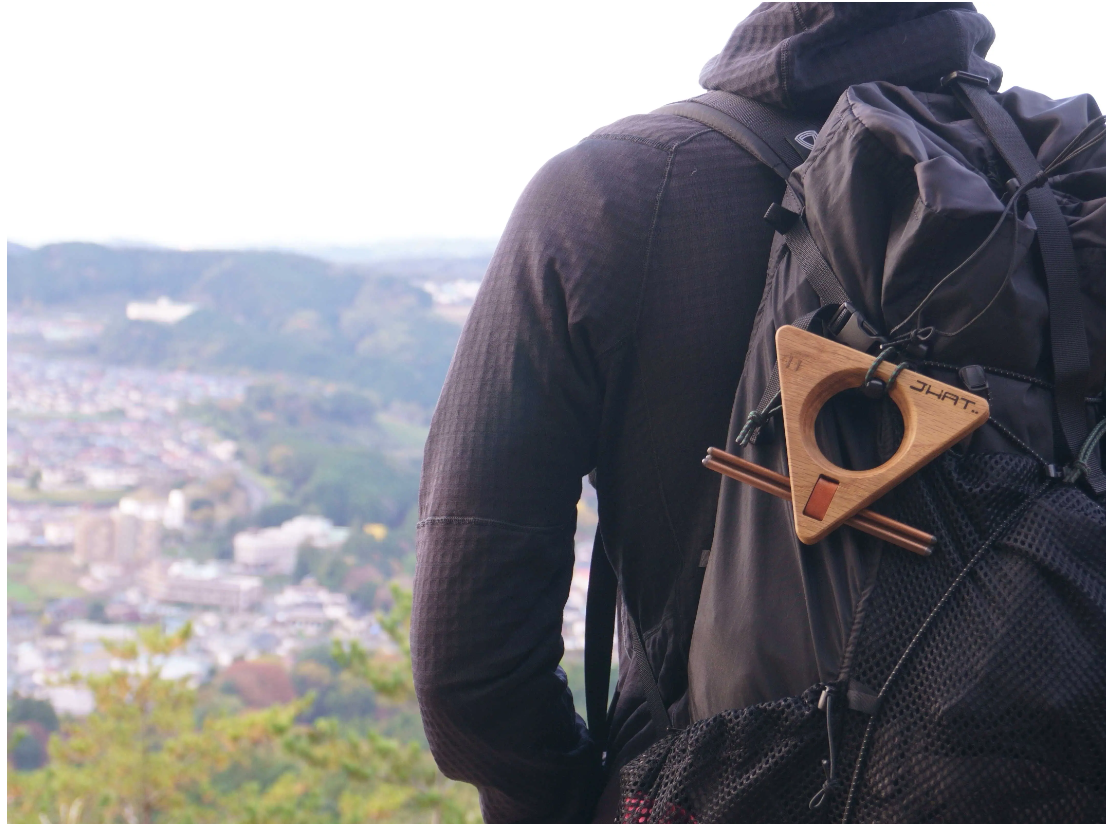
[813,387,904,472]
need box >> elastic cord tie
[861,346,901,398]
[735,410,761,447]
[736,402,782,447]
[886,360,911,393]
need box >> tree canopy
[8,593,479,824]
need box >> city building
[43,521,76,547]
[112,509,162,567]
[148,560,262,612]
[8,522,33,547]
[125,296,198,324]
[73,504,163,568]
[233,515,349,576]
[74,512,115,565]
[271,578,352,631]
[164,489,187,530]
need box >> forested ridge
[10,243,484,408]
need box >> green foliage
[350,580,382,611]
[256,503,303,529]
[8,623,292,823]
[294,448,414,527]
[344,505,419,574]
[296,645,343,675]
[333,585,413,704]
[9,696,60,733]
[290,664,377,724]
[8,697,57,771]
[10,727,49,771]
[245,384,379,430]
[8,596,481,824]
[195,388,420,530]
[293,547,351,591]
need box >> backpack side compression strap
[948,76,1105,494]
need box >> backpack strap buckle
[827,302,884,354]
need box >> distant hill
[8,243,478,408]
[285,238,497,265]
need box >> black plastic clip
[940,70,993,88]
[763,202,799,234]
[827,303,884,354]
[958,364,990,400]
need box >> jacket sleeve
[410,134,663,822]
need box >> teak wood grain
[775,325,989,544]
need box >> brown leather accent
[802,475,839,521]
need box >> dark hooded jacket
[411,5,1006,822]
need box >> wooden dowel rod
[706,448,936,547]
[849,514,932,557]
[702,457,930,555]
[846,506,934,546]
[703,453,933,556]
[702,459,790,500]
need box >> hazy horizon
[8,237,500,264]
[8,1,1103,251]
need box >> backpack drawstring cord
[736,401,782,447]
[1062,416,1106,485]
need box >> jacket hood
[701,3,1002,114]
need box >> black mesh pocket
[619,684,833,824]
[837,457,1106,823]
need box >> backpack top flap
[794,82,1106,393]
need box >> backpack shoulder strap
[653,90,822,178]
[583,528,617,750]
[584,527,671,754]
[584,97,826,752]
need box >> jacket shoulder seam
[593,129,711,361]
[584,132,677,152]
[416,515,573,534]
[586,124,714,154]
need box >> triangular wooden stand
[776,325,989,545]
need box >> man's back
[413,107,782,820]
[412,5,1006,821]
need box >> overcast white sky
[6,1,1104,250]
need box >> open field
[7,549,85,608]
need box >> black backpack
[585,73,1106,823]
